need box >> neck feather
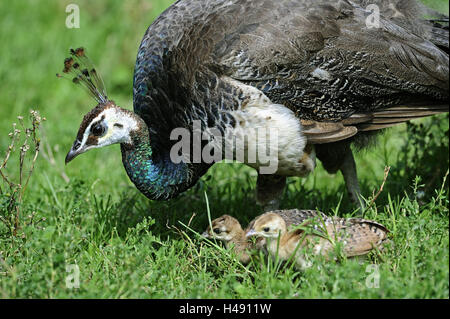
[226,229,248,249]
[266,230,288,258]
[120,114,194,200]
[226,230,251,264]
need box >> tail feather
[353,104,449,132]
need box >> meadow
[0,0,448,298]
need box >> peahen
[62,0,449,211]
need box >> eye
[263,227,270,232]
[213,228,221,234]
[91,123,106,136]
[73,140,81,150]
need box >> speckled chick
[247,209,329,250]
[203,209,330,262]
[203,215,251,264]
[246,212,389,269]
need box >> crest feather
[57,47,108,104]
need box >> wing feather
[134,0,448,147]
[303,105,448,143]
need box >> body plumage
[63,0,449,207]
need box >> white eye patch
[81,108,138,148]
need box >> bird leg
[256,174,286,212]
[340,148,365,213]
[316,141,365,213]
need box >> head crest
[57,47,108,104]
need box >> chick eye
[213,228,221,234]
[263,227,270,232]
[91,123,106,136]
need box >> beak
[246,229,258,238]
[65,140,83,164]
[201,231,210,238]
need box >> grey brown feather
[134,0,448,145]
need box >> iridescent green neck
[120,123,191,200]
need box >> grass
[0,0,448,298]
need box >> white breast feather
[222,77,311,176]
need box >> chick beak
[245,229,257,238]
[201,231,210,238]
[65,140,83,164]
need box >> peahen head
[65,101,142,163]
[59,48,144,164]
[60,47,192,201]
